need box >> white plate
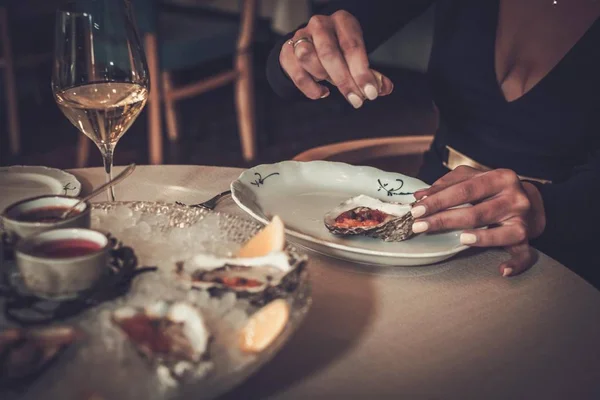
[231,160,470,266]
[0,165,82,213]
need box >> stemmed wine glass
[52,0,149,201]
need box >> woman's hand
[411,166,547,277]
[279,11,394,107]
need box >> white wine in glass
[52,0,149,201]
[55,82,148,146]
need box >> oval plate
[231,160,470,266]
[0,165,82,213]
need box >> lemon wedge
[239,299,290,353]
[236,215,285,258]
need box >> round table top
[69,165,600,400]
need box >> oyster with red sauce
[324,195,415,242]
[175,251,306,305]
[111,301,211,382]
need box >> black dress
[265,0,600,288]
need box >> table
[70,165,600,400]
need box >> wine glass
[52,0,149,201]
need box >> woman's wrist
[521,181,547,239]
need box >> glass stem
[101,144,116,202]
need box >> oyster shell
[175,251,306,305]
[111,301,211,382]
[0,325,81,387]
[323,195,415,242]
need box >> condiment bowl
[14,228,110,299]
[1,195,91,242]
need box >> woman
[265,0,600,287]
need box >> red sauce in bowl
[16,206,81,223]
[31,239,102,258]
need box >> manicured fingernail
[412,221,429,233]
[320,89,330,99]
[381,81,394,95]
[347,93,363,109]
[460,233,477,245]
[411,205,426,218]
[363,84,378,100]
[503,267,513,277]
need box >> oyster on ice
[175,215,307,304]
[0,325,81,386]
[111,301,211,382]
[324,195,416,242]
[176,251,306,304]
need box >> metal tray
[1,202,312,400]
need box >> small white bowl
[2,195,91,242]
[15,228,110,299]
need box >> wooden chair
[80,0,259,168]
[0,5,19,158]
[77,0,261,166]
[143,0,261,166]
[293,135,435,176]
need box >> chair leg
[144,33,163,165]
[76,135,91,168]
[0,7,21,156]
[234,50,256,162]
[161,71,180,142]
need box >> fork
[176,190,232,210]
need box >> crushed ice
[83,204,256,395]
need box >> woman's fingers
[332,11,379,100]
[499,243,538,277]
[308,15,365,108]
[411,198,512,234]
[410,166,538,280]
[414,166,480,199]
[279,11,393,104]
[412,169,527,218]
[458,219,528,247]
[378,73,394,96]
[292,29,329,81]
[280,38,328,99]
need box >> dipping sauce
[31,239,102,258]
[15,206,80,223]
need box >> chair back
[293,135,434,176]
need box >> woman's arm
[529,150,600,247]
[266,0,435,100]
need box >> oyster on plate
[324,195,416,242]
[0,325,81,386]
[111,301,211,382]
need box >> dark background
[0,0,437,170]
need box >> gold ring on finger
[291,37,312,48]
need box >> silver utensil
[176,190,231,210]
[61,163,137,219]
